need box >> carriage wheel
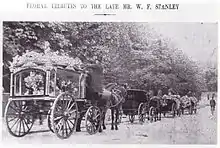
[51,93,78,139]
[138,103,145,123]
[85,106,101,135]
[128,114,135,123]
[5,100,34,137]
[149,106,156,122]
[172,103,176,117]
[47,109,54,133]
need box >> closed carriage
[122,89,148,123]
[160,95,179,118]
[121,89,161,123]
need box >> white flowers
[10,50,83,71]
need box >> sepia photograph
[2,22,217,144]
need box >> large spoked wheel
[51,93,78,139]
[85,106,101,135]
[172,103,176,117]
[128,114,135,123]
[149,106,156,122]
[138,103,146,124]
[47,109,54,133]
[5,100,34,137]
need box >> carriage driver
[79,70,92,99]
[80,60,104,102]
[76,61,103,132]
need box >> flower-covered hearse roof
[10,51,83,74]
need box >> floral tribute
[10,50,83,72]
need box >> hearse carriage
[4,51,104,139]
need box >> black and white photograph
[1,22,217,144]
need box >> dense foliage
[3,22,212,96]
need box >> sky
[149,23,218,65]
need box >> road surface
[1,99,217,144]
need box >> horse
[100,83,127,131]
[148,96,162,122]
[75,83,127,132]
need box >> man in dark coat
[210,97,216,115]
[86,62,104,103]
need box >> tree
[3,22,208,97]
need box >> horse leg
[111,108,114,130]
[156,109,158,121]
[99,109,103,133]
[115,109,119,130]
[102,110,106,130]
[154,109,157,122]
[39,114,43,125]
[159,111,162,120]
[159,108,162,120]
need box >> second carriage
[122,89,161,123]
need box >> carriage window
[14,69,46,96]
[56,69,80,97]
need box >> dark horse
[148,96,162,122]
[100,83,127,131]
[76,83,127,132]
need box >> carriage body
[122,89,148,123]
[5,62,84,138]
[9,66,80,100]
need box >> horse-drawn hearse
[4,51,125,139]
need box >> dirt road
[1,99,217,144]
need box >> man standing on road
[210,97,216,115]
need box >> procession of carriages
[4,51,199,139]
